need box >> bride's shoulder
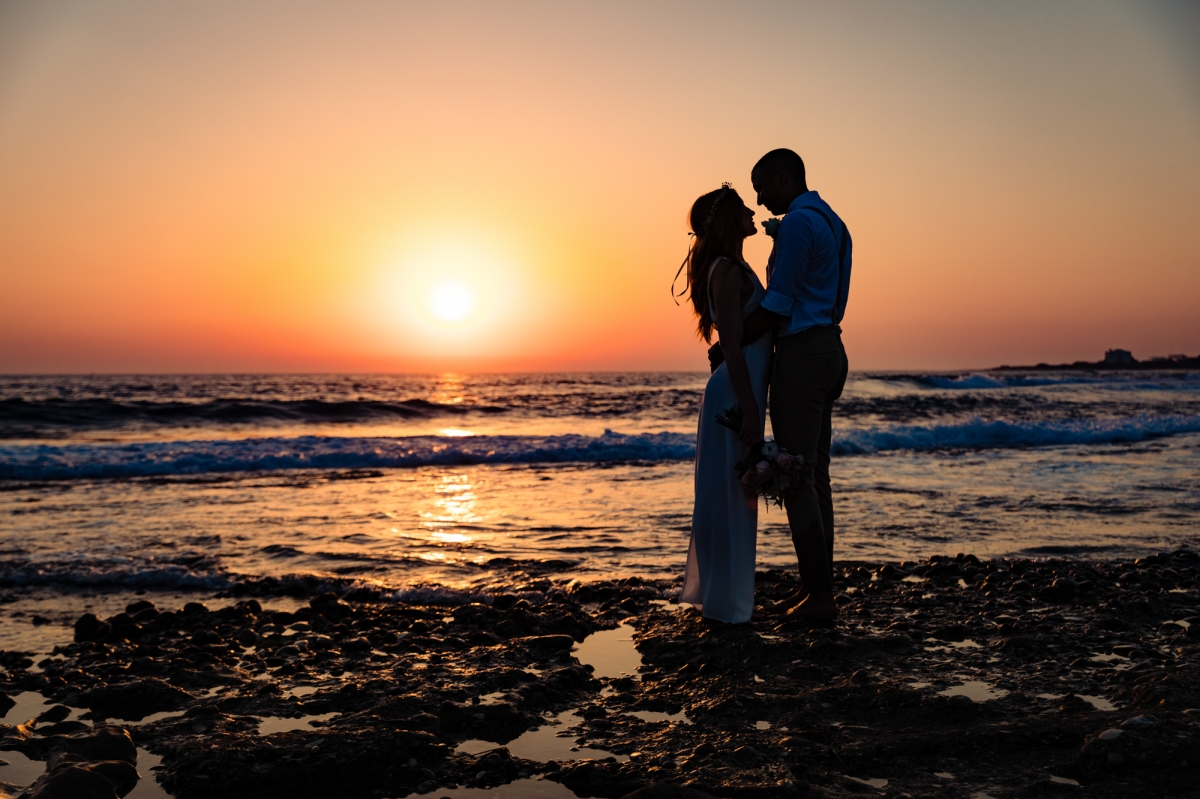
[708,256,740,274]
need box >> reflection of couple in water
[679,148,852,625]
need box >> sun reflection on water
[430,374,467,406]
[432,532,474,544]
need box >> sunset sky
[2,0,1197,374]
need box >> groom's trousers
[769,325,848,595]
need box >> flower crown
[697,182,734,236]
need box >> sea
[2,370,1199,651]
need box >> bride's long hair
[674,185,746,343]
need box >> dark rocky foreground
[1,550,1198,799]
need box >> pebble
[1122,716,1156,727]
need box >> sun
[429,281,476,322]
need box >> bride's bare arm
[710,260,762,446]
[706,305,781,372]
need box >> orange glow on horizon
[1,2,1197,374]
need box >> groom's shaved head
[752,149,806,185]
[752,148,807,214]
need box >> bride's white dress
[680,258,773,623]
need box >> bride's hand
[739,405,761,447]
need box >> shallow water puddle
[255,712,339,735]
[127,748,173,799]
[457,709,626,762]
[456,625,643,763]
[627,709,691,725]
[126,710,188,726]
[572,623,640,681]
[1036,693,1116,711]
[754,720,771,730]
[478,691,512,706]
[846,776,888,789]
[938,679,1008,702]
[287,685,321,697]
[403,776,578,798]
[0,747,44,789]
[0,693,174,797]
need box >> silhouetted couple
[679,148,851,624]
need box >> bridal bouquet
[715,404,803,510]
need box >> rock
[42,727,137,765]
[73,614,111,644]
[36,706,71,724]
[1107,752,1124,766]
[27,763,124,799]
[1097,728,1122,741]
[0,692,14,717]
[948,694,973,708]
[692,742,716,758]
[82,679,195,721]
[931,624,971,641]
[515,634,576,651]
[1121,715,1156,727]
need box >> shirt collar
[787,191,821,213]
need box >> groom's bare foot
[784,591,838,622]
[759,588,808,615]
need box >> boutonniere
[761,218,782,238]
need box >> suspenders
[798,206,850,326]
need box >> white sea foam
[0,430,695,481]
[831,414,1200,455]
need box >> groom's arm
[706,306,782,372]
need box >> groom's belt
[777,324,842,341]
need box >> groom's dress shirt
[761,191,852,338]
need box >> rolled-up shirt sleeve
[760,211,810,318]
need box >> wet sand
[2,550,1197,798]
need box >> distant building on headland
[1104,349,1135,365]
[995,349,1199,371]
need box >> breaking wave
[832,414,1200,455]
[0,431,696,481]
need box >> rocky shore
[2,550,1198,798]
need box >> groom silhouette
[711,148,852,620]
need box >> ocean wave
[831,414,1200,455]
[0,431,696,481]
[0,559,233,591]
[0,397,507,438]
[3,415,1198,480]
